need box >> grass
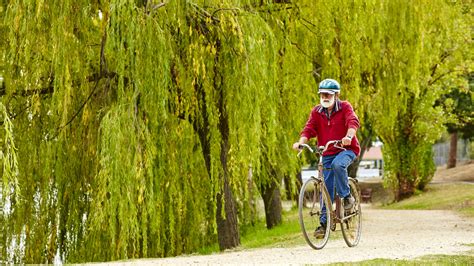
[238,206,351,250]
[328,251,474,265]
[196,206,305,255]
[239,207,304,249]
[328,245,474,265]
[196,205,351,255]
[382,183,474,218]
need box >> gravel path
[109,207,473,265]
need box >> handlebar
[323,140,346,152]
[297,143,314,157]
[297,140,346,157]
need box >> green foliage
[1,0,471,263]
[364,1,472,199]
[1,103,18,194]
[436,74,474,140]
[1,0,303,263]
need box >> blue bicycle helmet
[318,79,340,94]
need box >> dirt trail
[108,206,473,265]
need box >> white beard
[320,97,334,108]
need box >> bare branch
[0,71,116,98]
[189,2,220,22]
[290,41,312,60]
[53,29,110,137]
[428,69,463,86]
[298,18,319,37]
[152,2,166,10]
[429,51,451,79]
[146,1,167,15]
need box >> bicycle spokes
[298,178,332,250]
[340,179,362,247]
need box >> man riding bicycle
[292,78,360,238]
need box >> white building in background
[301,168,318,184]
[358,146,383,179]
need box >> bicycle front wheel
[298,177,331,250]
[341,178,362,247]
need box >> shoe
[314,223,326,239]
[344,194,355,210]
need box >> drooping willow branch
[52,29,113,137]
[0,29,122,132]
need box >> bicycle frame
[299,141,354,228]
[297,140,362,248]
[317,149,343,230]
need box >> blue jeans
[320,150,356,225]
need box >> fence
[432,138,471,166]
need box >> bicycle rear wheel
[341,178,362,247]
[298,177,331,249]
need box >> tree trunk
[215,122,240,250]
[260,181,282,229]
[396,177,415,201]
[283,174,294,201]
[347,157,359,179]
[295,171,303,206]
[447,132,457,169]
[215,39,240,250]
[348,131,373,178]
[216,179,240,250]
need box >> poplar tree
[365,1,472,199]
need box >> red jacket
[301,100,360,156]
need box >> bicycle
[297,140,362,249]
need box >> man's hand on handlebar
[292,142,302,151]
[342,136,352,146]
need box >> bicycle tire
[298,177,332,250]
[341,178,362,247]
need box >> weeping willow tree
[1,0,303,263]
[238,3,311,229]
[166,2,277,249]
[1,0,202,262]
